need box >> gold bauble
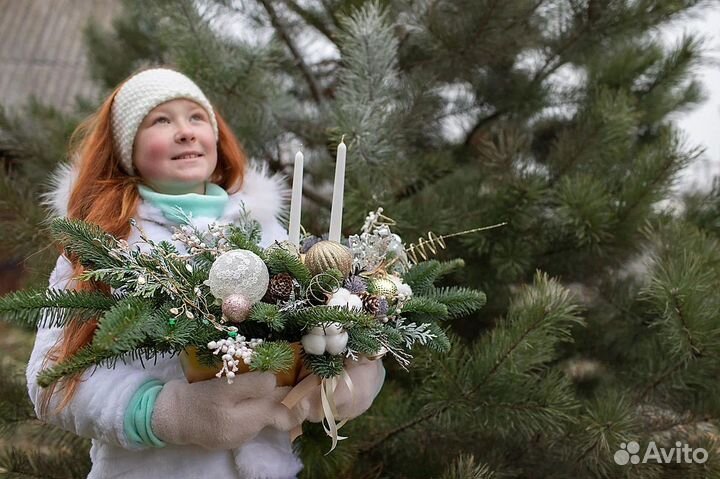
[367,277,398,299]
[304,240,353,277]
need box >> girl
[27,68,385,479]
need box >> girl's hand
[151,372,301,449]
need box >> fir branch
[286,306,375,331]
[92,298,153,354]
[228,228,267,261]
[425,323,451,353]
[250,341,295,373]
[401,296,449,321]
[248,302,286,331]
[304,352,344,379]
[266,248,312,286]
[402,260,441,294]
[141,311,196,350]
[347,327,383,356]
[424,287,487,319]
[36,346,114,388]
[50,218,123,271]
[0,289,117,329]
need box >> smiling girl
[28,68,306,479]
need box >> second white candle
[328,138,346,243]
[288,150,304,247]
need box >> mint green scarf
[138,183,228,223]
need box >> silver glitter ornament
[205,249,269,301]
[222,293,253,323]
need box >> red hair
[42,69,247,414]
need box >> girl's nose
[175,124,196,143]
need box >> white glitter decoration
[204,249,269,301]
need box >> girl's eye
[191,113,205,121]
[153,117,170,125]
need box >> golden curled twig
[406,222,508,264]
[305,272,343,303]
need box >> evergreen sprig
[50,218,123,271]
[250,341,295,373]
[91,298,153,354]
[304,353,345,379]
[0,289,117,329]
[226,226,267,259]
[266,247,312,287]
[402,260,441,294]
[287,306,376,331]
[401,296,449,321]
[36,346,114,388]
[248,302,286,331]
[425,287,487,319]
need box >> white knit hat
[111,68,219,175]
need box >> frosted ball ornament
[205,249,269,302]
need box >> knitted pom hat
[111,68,219,175]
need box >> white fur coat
[26,165,303,479]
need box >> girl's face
[133,98,218,195]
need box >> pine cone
[268,273,294,301]
[363,294,382,315]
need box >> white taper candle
[328,138,346,243]
[288,150,304,247]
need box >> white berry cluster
[171,222,231,256]
[207,335,263,383]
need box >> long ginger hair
[41,71,247,414]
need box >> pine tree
[2,0,719,478]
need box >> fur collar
[43,162,290,225]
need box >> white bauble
[347,294,363,311]
[205,249,269,301]
[301,333,327,355]
[325,332,348,355]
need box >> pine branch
[402,260,441,294]
[250,340,295,373]
[401,296,449,321]
[282,0,336,44]
[266,248,312,286]
[92,298,153,354]
[248,302,286,331]
[0,289,117,329]
[35,346,113,388]
[50,218,123,271]
[259,0,325,105]
[425,286,487,319]
[303,352,344,379]
[286,305,375,331]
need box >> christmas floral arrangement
[1,207,487,447]
[1,207,486,389]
